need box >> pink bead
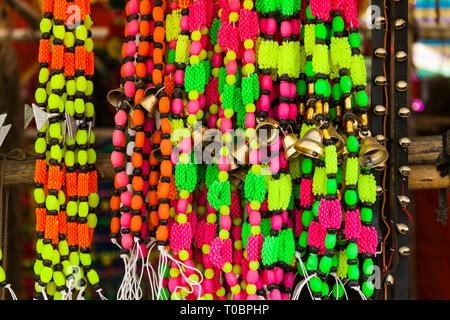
[116,171,129,187]
[125,41,136,56]
[247,294,258,300]
[120,212,131,228]
[266,270,275,283]
[204,279,214,293]
[284,272,295,287]
[121,191,132,206]
[169,1,178,10]
[169,40,177,50]
[170,152,179,166]
[218,107,225,118]
[259,18,267,33]
[201,34,208,49]
[226,60,238,75]
[280,21,292,37]
[115,110,127,126]
[175,70,185,85]
[220,117,232,132]
[146,59,154,74]
[279,81,290,96]
[128,0,139,14]
[225,272,238,286]
[245,112,255,128]
[247,270,259,284]
[121,233,133,250]
[290,82,297,98]
[198,94,206,109]
[168,277,180,292]
[278,102,290,119]
[127,20,139,36]
[279,152,287,169]
[212,53,223,68]
[261,75,273,90]
[137,243,147,258]
[207,114,218,129]
[179,137,192,154]
[271,215,282,230]
[166,63,175,74]
[229,0,240,11]
[249,148,260,165]
[291,19,300,34]
[260,95,271,111]
[187,99,200,115]
[269,156,280,174]
[270,289,281,300]
[243,49,255,64]
[270,136,282,151]
[180,15,189,30]
[123,61,135,77]
[274,267,284,283]
[144,118,155,131]
[172,98,184,114]
[249,212,261,226]
[177,199,189,213]
[140,224,148,239]
[218,156,230,171]
[266,18,277,34]
[111,151,124,167]
[220,214,232,230]
[142,180,149,195]
[231,225,242,239]
[190,40,202,56]
[289,103,298,119]
[124,81,135,97]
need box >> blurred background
[0,0,448,299]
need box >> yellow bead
[205,268,214,279]
[240,280,247,290]
[222,132,232,143]
[226,75,236,85]
[201,27,209,35]
[219,229,229,239]
[209,104,219,114]
[224,108,234,118]
[191,30,201,41]
[176,214,187,224]
[223,262,232,273]
[199,49,207,61]
[245,64,255,74]
[234,240,243,250]
[214,44,222,53]
[246,284,257,294]
[171,292,181,300]
[216,287,226,297]
[196,109,204,120]
[188,90,199,100]
[226,51,237,61]
[207,50,214,60]
[229,12,239,23]
[218,8,222,18]
[251,226,261,235]
[180,287,190,297]
[206,214,217,224]
[179,189,190,199]
[233,264,242,275]
[212,68,220,78]
[220,205,230,215]
[231,284,241,294]
[249,260,259,270]
[202,244,210,254]
[250,139,259,149]
[187,114,197,127]
[244,39,254,49]
[190,55,200,65]
[170,268,180,278]
[232,217,242,226]
[179,153,190,164]
[187,203,193,213]
[243,0,254,10]
[246,128,256,139]
[179,250,189,261]
[189,274,199,282]
[245,103,256,113]
[204,293,213,300]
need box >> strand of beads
[208,0,243,300]
[32,0,53,300]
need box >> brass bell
[359,136,389,168]
[398,165,411,176]
[397,195,410,207]
[282,133,300,159]
[326,126,346,155]
[398,246,411,256]
[396,223,409,235]
[398,107,410,118]
[229,168,247,188]
[374,76,388,86]
[399,137,411,147]
[152,148,163,162]
[107,88,127,108]
[140,94,158,114]
[374,48,387,58]
[255,117,280,146]
[294,128,323,159]
[373,105,386,115]
[375,134,386,144]
[395,51,407,62]
[385,274,395,286]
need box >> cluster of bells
[107,87,389,181]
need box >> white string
[76,286,85,300]
[96,289,108,300]
[329,272,349,300]
[117,254,133,300]
[351,286,368,300]
[38,285,48,301]
[294,252,314,299]
[66,278,74,300]
[145,241,160,299]
[111,238,123,250]
[156,248,169,300]
[291,273,316,300]
[4,284,17,300]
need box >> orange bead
[153,27,165,43]
[131,195,143,210]
[153,48,163,64]
[135,89,145,105]
[159,96,171,114]
[140,0,151,14]
[152,130,162,144]
[160,159,172,177]
[160,118,171,134]
[110,195,121,210]
[135,131,145,148]
[111,217,120,233]
[131,215,142,232]
[156,225,168,241]
[138,40,150,56]
[132,176,144,191]
[158,182,169,198]
[159,203,170,220]
[153,69,162,84]
[160,139,172,157]
[136,62,147,78]
[149,211,159,230]
[122,42,127,58]
[153,6,164,22]
[132,109,145,126]
[149,171,159,185]
[148,191,158,206]
[131,152,143,168]
[139,21,150,37]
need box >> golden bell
[229,167,247,187]
[294,128,323,159]
[232,143,249,166]
[326,126,345,155]
[107,88,127,108]
[359,136,389,168]
[152,148,163,162]
[282,133,300,160]
[255,117,280,146]
[140,94,158,114]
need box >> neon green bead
[315,23,327,39]
[346,243,358,259]
[87,213,97,229]
[53,271,65,286]
[46,195,59,211]
[64,31,75,47]
[332,283,344,299]
[296,79,307,95]
[310,276,322,292]
[87,148,96,164]
[362,281,374,297]
[39,68,50,84]
[65,151,75,167]
[75,129,88,145]
[85,38,94,52]
[66,201,77,216]
[34,188,45,204]
[75,98,85,114]
[344,189,358,206]
[356,90,368,107]
[51,73,65,90]
[325,233,337,249]
[42,244,53,260]
[87,269,99,285]
[80,253,92,266]
[302,158,313,174]
[347,135,359,152]
[78,150,88,165]
[326,178,337,194]
[363,258,374,275]
[88,193,99,208]
[301,210,313,227]
[50,145,62,161]
[34,138,46,154]
[349,32,361,48]
[58,240,69,256]
[307,254,318,271]
[78,201,89,218]
[348,264,359,280]
[35,88,47,104]
[69,251,79,266]
[52,250,60,265]
[33,260,43,275]
[40,266,53,283]
[76,76,87,92]
[75,25,87,40]
[340,76,352,93]
[49,123,61,138]
[40,18,52,33]
[66,80,76,95]
[58,190,65,205]
[361,207,373,222]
